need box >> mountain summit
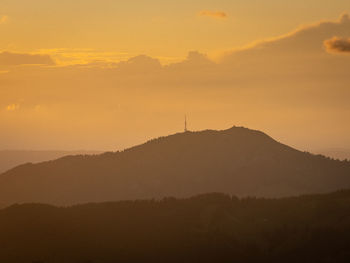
[1,126,349,206]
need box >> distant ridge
[0,150,102,174]
[0,126,349,206]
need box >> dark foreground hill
[1,191,350,263]
[1,126,350,206]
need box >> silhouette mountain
[0,126,349,206]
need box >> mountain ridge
[2,126,277,173]
[0,126,349,206]
[0,150,102,174]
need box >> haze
[1,0,350,153]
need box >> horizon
[1,125,349,161]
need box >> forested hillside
[1,191,350,263]
[1,127,350,206]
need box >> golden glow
[0,16,8,24]
[0,15,8,24]
[6,104,20,112]
[0,1,350,152]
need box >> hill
[0,126,349,206]
[318,148,350,161]
[1,191,350,263]
[0,150,102,174]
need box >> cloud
[0,15,8,24]
[167,51,215,70]
[324,37,350,53]
[199,10,227,19]
[220,12,350,64]
[116,55,162,72]
[0,52,55,66]
[37,48,130,66]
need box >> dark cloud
[0,52,55,66]
[324,37,350,53]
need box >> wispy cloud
[0,52,55,66]
[0,15,8,24]
[199,10,227,19]
[215,12,350,61]
[324,37,350,54]
[36,48,130,66]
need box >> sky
[1,0,350,63]
[0,0,350,153]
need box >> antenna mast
[184,115,188,132]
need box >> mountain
[0,126,349,206]
[1,191,350,263]
[0,150,102,174]
[317,148,350,161]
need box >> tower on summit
[184,115,188,132]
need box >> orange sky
[0,1,350,153]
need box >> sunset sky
[1,0,350,152]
